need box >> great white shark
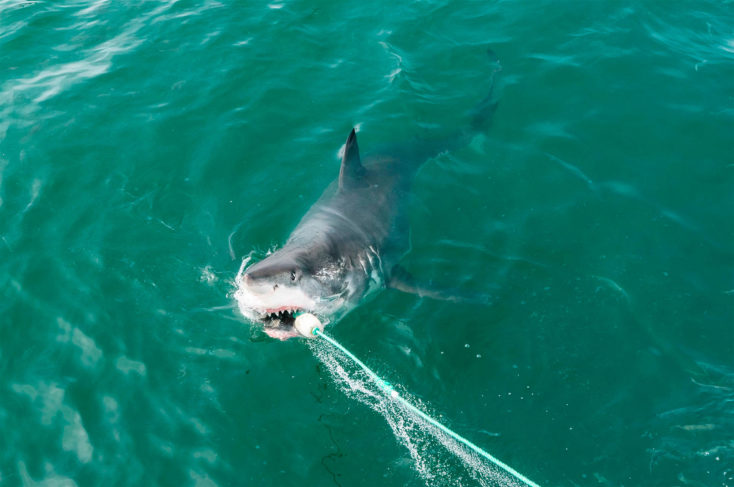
[236,55,499,339]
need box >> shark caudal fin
[338,129,367,191]
[431,47,502,152]
[469,49,501,132]
[382,48,502,169]
[335,49,501,185]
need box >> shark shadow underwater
[236,52,500,340]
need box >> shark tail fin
[386,48,502,169]
[469,49,502,132]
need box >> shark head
[235,247,350,339]
[235,128,384,339]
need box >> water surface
[1,1,733,486]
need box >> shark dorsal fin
[338,128,365,191]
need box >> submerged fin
[338,129,366,190]
[469,49,502,131]
[378,48,501,168]
[387,265,494,305]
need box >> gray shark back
[285,131,412,298]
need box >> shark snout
[239,272,276,296]
[240,273,282,296]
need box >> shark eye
[290,270,296,281]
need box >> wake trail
[309,338,529,487]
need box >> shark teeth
[262,307,300,316]
[262,307,302,326]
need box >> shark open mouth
[263,307,298,326]
[234,258,328,340]
[259,307,305,340]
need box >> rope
[313,328,541,487]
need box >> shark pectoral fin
[387,265,493,305]
[338,128,366,191]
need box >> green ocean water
[1,1,733,485]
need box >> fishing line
[311,327,542,487]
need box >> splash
[309,338,529,487]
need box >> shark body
[236,52,499,339]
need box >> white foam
[309,340,525,486]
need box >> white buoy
[294,313,323,338]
